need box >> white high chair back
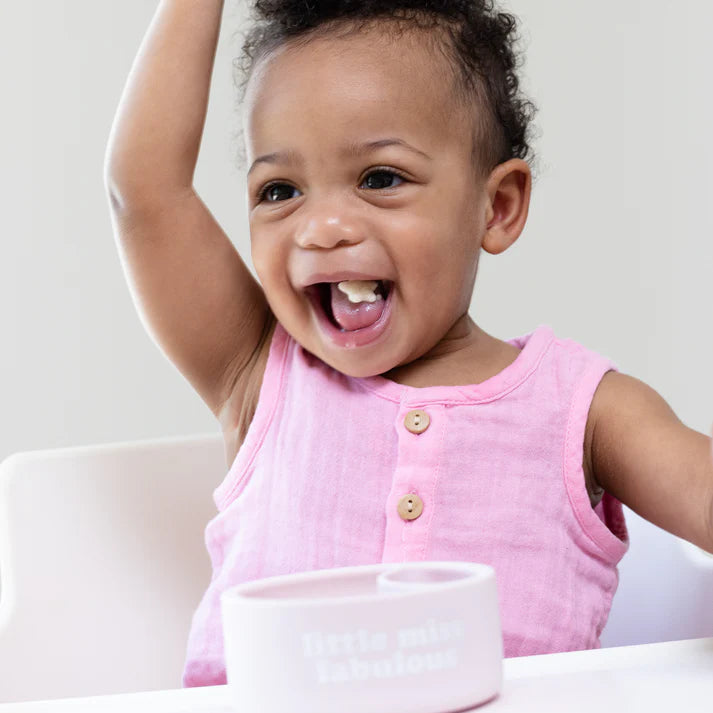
[0,433,226,704]
[0,434,711,704]
[600,505,713,647]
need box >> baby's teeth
[337,280,381,304]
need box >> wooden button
[397,494,424,521]
[404,409,430,434]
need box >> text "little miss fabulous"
[301,618,465,684]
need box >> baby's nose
[294,211,365,250]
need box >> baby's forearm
[104,0,225,207]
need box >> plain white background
[1,0,712,465]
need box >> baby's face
[244,26,493,377]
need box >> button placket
[383,404,445,562]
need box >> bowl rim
[220,561,496,608]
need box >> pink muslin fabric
[182,323,629,687]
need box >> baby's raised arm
[104,0,271,427]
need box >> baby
[104,0,713,688]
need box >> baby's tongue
[330,282,385,331]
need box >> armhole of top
[213,322,292,511]
[563,351,630,564]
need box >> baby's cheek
[252,249,286,294]
[250,248,269,284]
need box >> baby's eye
[361,170,405,190]
[260,183,301,203]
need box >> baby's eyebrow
[248,148,300,176]
[344,138,433,162]
[247,137,432,176]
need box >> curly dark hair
[235,0,537,175]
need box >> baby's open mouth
[308,280,392,332]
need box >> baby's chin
[294,315,442,379]
[311,345,401,379]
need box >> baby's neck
[381,315,521,388]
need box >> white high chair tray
[2,636,711,712]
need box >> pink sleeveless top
[183,323,629,687]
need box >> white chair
[1,434,712,703]
[600,506,713,647]
[0,433,226,704]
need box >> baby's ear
[481,159,532,255]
